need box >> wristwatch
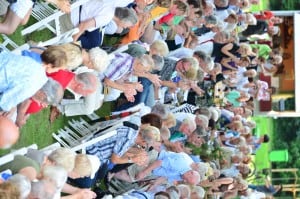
[128,157,133,163]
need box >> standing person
[0,0,70,35]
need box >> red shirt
[254,11,274,20]
[26,70,75,114]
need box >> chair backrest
[0,144,38,167]
[37,28,79,47]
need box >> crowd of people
[0,0,286,198]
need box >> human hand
[134,82,143,92]
[132,151,149,166]
[49,0,70,13]
[136,170,147,181]
[148,74,161,87]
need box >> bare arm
[16,99,32,128]
[73,18,96,41]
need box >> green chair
[269,150,289,162]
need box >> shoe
[49,106,60,123]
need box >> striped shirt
[86,126,138,163]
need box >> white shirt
[104,20,118,35]
[71,0,133,31]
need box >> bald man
[0,116,19,149]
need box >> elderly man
[0,50,48,113]
[84,125,160,187]
[102,53,154,102]
[0,116,19,149]
[50,72,103,121]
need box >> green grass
[250,0,270,12]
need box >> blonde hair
[160,126,170,141]
[48,148,76,172]
[181,57,199,80]
[0,182,20,199]
[140,126,161,143]
[73,154,92,177]
[162,113,176,128]
[88,47,110,72]
[239,43,253,56]
[42,165,68,189]
[150,40,169,56]
[59,43,83,70]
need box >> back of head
[152,54,165,71]
[0,116,19,149]
[41,165,67,189]
[180,57,199,80]
[151,103,168,119]
[140,125,161,144]
[29,180,56,199]
[41,46,67,68]
[114,7,138,25]
[150,40,169,56]
[73,154,92,178]
[191,185,205,199]
[40,78,64,106]
[88,47,110,72]
[48,147,76,172]
[141,113,162,129]
[59,43,83,70]
[0,181,20,199]
[139,54,155,71]
[263,134,270,143]
[8,174,31,199]
[75,72,98,92]
[177,184,191,199]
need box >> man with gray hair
[28,179,57,199]
[105,7,138,35]
[9,174,31,199]
[16,78,64,127]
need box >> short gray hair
[9,174,31,199]
[41,78,63,106]
[88,47,110,72]
[115,7,138,25]
[41,165,67,189]
[30,180,56,199]
[151,103,168,119]
[75,72,98,91]
[204,15,218,25]
[152,54,164,71]
[139,54,155,70]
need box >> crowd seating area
[0,0,285,198]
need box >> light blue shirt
[0,51,48,111]
[153,150,192,183]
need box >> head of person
[179,117,197,136]
[270,16,283,24]
[150,40,169,56]
[270,54,283,65]
[182,170,200,185]
[151,103,169,119]
[195,114,209,129]
[40,165,67,191]
[114,7,138,29]
[175,57,199,80]
[243,69,257,78]
[28,179,56,199]
[0,181,20,199]
[203,1,216,16]
[225,13,238,24]
[31,78,64,108]
[213,31,230,44]
[154,191,171,199]
[8,174,31,199]
[160,126,171,142]
[204,15,218,28]
[190,185,205,199]
[141,113,163,129]
[133,54,155,73]
[57,43,83,70]
[177,184,191,199]
[162,113,176,128]
[188,127,205,147]
[0,116,19,149]
[47,147,76,173]
[41,46,67,73]
[166,186,180,199]
[238,43,253,56]
[170,0,188,16]
[194,107,211,119]
[83,47,110,72]
[69,72,98,96]
[268,26,280,36]
[151,54,165,72]
[139,125,161,149]
[245,13,256,25]
[238,57,251,67]
[193,51,214,72]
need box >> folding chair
[0,144,38,167]
[0,34,19,51]
[21,0,87,36]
